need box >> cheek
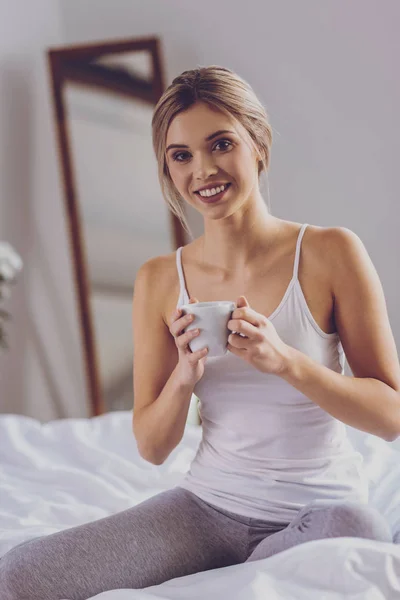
[225,148,253,177]
[168,166,195,201]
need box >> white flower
[0,242,23,283]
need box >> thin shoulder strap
[175,247,190,304]
[293,223,308,279]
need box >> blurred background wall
[0,0,87,420]
[0,0,399,421]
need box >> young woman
[1,66,398,599]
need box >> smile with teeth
[197,183,231,197]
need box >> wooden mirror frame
[47,36,187,417]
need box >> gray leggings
[0,486,393,600]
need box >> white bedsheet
[1,411,400,599]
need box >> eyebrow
[166,130,236,153]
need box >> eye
[172,151,190,162]
[171,139,233,162]
[214,139,233,152]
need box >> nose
[193,152,218,181]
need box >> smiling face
[165,101,261,217]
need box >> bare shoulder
[281,219,337,250]
[314,224,384,303]
[314,225,400,396]
[300,223,362,290]
[306,223,363,255]
[281,222,336,293]
[307,225,368,285]
[301,222,345,253]
[135,250,182,328]
[137,253,174,277]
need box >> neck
[200,196,281,275]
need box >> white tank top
[175,223,369,523]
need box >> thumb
[236,295,249,308]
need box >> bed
[1,409,400,599]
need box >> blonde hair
[151,65,273,240]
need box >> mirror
[47,37,187,416]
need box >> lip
[195,183,232,204]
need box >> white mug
[180,301,236,358]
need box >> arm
[279,227,400,442]
[132,259,195,464]
[134,367,195,465]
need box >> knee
[0,550,33,600]
[326,502,393,543]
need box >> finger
[228,331,251,350]
[226,341,247,357]
[176,328,200,350]
[231,306,265,327]
[188,346,209,363]
[171,307,181,322]
[170,313,194,337]
[228,319,257,338]
[189,296,199,303]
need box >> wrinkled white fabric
[0,412,399,599]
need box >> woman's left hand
[227,295,291,375]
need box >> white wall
[1,0,399,421]
[59,0,400,350]
[0,0,88,420]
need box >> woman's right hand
[169,297,209,386]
